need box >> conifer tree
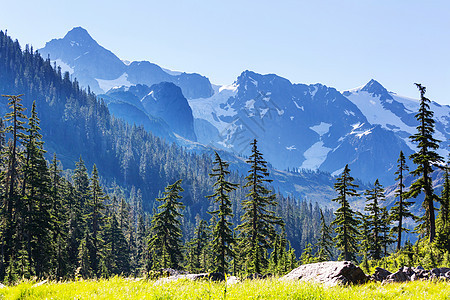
[407,84,443,242]
[315,209,334,261]
[21,101,53,277]
[77,229,95,279]
[0,94,27,280]
[148,180,185,269]
[436,156,450,251]
[186,219,210,273]
[390,151,416,251]
[380,207,394,257]
[50,154,68,278]
[87,164,107,275]
[102,214,130,276]
[236,139,283,274]
[331,164,360,261]
[364,179,386,260]
[207,152,238,273]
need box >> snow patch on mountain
[300,141,332,170]
[52,59,74,75]
[188,83,238,132]
[345,90,416,134]
[310,122,332,136]
[96,73,131,92]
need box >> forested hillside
[0,31,336,280]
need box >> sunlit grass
[0,276,449,299]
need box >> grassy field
[0,276,449,299]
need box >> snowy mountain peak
[361,79,393,100]
[62,27,96,47]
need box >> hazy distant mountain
[190,72,450,185]
[39,27,214,99]
[40,28,450,186]
[102,82,197,141]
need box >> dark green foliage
[87,164,107,275]
[148,180,185,269]
[407,84,443,242]
[364,179,386,260]
[236,139,283,274]
[102,213,130,276]
[207,152,238,273]
[436,156,450,251]
[315,209,334,262]
[185,218,210,273]
[390,151,416,251]
[331,165,360,262]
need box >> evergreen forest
[0,30,449,283]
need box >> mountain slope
[189,71,431,184]
[39,27,214,99]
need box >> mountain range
[39,27,450,187]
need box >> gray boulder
[281,261,368,286]
[384,269,409,283]
[372,267,392,281]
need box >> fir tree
[407,84,443,242]
[315,209,333,261]
[364,179,386,260]
[102,214,130,276]
[207,152,238,273]
[390,151,416,251]
[236,139,284,274]
[0,94,27,280]
[186,219,210,273]
[21,101,53,277]
[86,164,107,276]
[148,180,185,269]
[331,165,360,261]
[436,156,450,251]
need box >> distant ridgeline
[0,30,335,280]
[0,29,449,282]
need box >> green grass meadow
[0,277,449,299]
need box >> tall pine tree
[364,179,385,260]
[236,139,283,274]
[407,84,443,242]
[148,180,185,269]
[207,152,238,274]
[390,151,416,251]
[331,165,360,261]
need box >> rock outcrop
[371,266,450,283]
[281,261,368,286]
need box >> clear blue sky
[1,0,449,104]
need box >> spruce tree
[21,101,53,277]
[86,164,107,276]
[390,151,416,251]
[331,164,360,261]
[207,152,238,273]
[148,179,185,269]
[364,179,385,260]
[236,139,283,274]
[0,94,27,280]
[407,84,443,242]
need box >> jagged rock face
[39,27,126,90]
[142,82,197,141]
[39,27,214,99]
[190,72,431,185]
[281,261,368,286]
